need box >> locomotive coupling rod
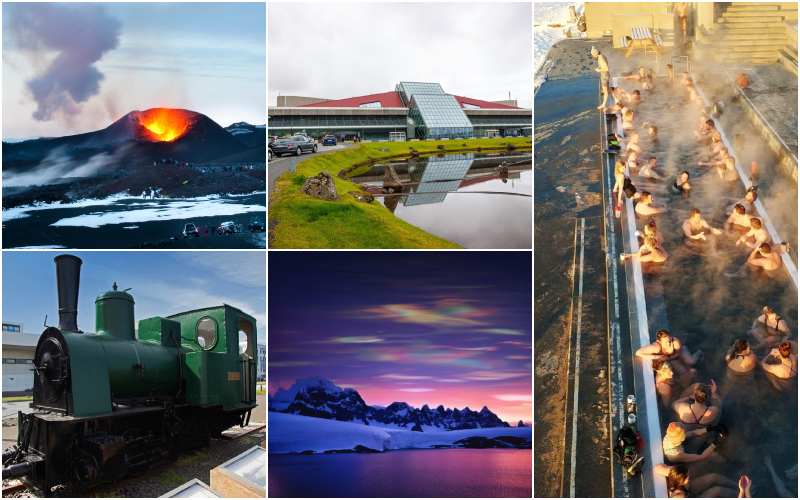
[2,462,30,479]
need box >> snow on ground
[7,245,68,249]
[535,2,584,86]
[268,412,532,454]
[49,198,264,228]
[2,192,134,222]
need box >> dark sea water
[268,448,532,498]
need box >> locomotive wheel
[73,450,99,488]
[177,417,209,452]
[121,428,150,478]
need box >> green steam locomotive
[2,255,258,495]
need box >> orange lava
[138,108,192,142]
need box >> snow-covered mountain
[224,121,266,148]
[269,376,343,411]
[278,378,511,431]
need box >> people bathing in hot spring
[725,243,781,278]
[673,381,721,429]
[749,306,791,349]
[760,341,798,391]
[655,463,745,498]
[661,421,725,464]
[635,329,702,380]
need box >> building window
[3,324,20,332]
[359,101,381,108]
[463,103,481,109]
[4,359,16,364]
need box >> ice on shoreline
[535,2,584,87]
[268,412,532,454]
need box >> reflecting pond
[350,152,532,249]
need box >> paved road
[268,142,358,202]
[2,400,33,419]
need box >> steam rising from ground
[2,145,130,189]
[6,3,121,121]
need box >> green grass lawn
[2,396,32,402]
[269,137,530,249]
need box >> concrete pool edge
[607,80,668,498]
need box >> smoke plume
[7,3,121,121]
[2,144,131,189]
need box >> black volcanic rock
[518,420,525,427]
[281,380,510,431]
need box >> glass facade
[469,115,533,138]
[405,154,474,206]
[407,94,473,140]
[463,103,482,109]
[360,101,381,108]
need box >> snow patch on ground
[49,198,264,228]
[256,125,266,129]
[535,2,584,87]
[2,192,134,222]
[7,245,68,249]
[269,412,532,454]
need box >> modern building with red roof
[268,81,531,141]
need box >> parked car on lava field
[218,221,237,234]
[323,134,337,146]
[249,217,265,232]
[271,136,317,157]
[183,223,200,238]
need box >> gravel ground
[1,424,265,498]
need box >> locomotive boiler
[2,255,258,495]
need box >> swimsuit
[688,404,709,426]
[662,435,684,457]
[669,485,689,498]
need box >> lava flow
[137,108,194,142]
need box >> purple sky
[269,252,532,424]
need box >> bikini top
[765,316,783,331]
[689,404,709,426]
[780,357,798,376]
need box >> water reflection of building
[405,154,475,206]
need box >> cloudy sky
[2,2,266,141]
[269,252,532,425]
[2,251,266,346]
[269,2,532,109]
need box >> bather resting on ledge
[662,421,725,465]
[655,463,743,498]
[749,306,791,349]
[725,339,757,383]
[726,188,758,215]
[621,235,668,266]
[636,220,664,247]
[760,341,798,391]
[652,360,679,408]
[625,133,643,156]
[636,329,702,381]
[717,157,739,187]
[683,208,721,253]
[698,147,729,168]
[673,381,722,430]
[725,243,781,278]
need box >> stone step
[716,44,788,52]
[723,9,783,16]
[730,1,799,7]
[710,36,788,45]
[710,27,788,34]
[718,49,780,59]
[726,5,780,11]
[714,21,788,29]
[778,48,799,75]
[717,16,786,23]
[715,55,781,64]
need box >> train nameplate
[228,372,241,381]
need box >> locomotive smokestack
[54,255,82,331]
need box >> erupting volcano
[133,108,198,142]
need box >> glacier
[268,412,532,454]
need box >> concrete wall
[696,2,715,31]
[585,2,671,39]
[787,21,798,50]
[276,96,330,107]
[491,99,518,107]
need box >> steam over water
[617,78,798,494]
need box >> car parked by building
[271,136,318,157]
[323,134,337,146]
